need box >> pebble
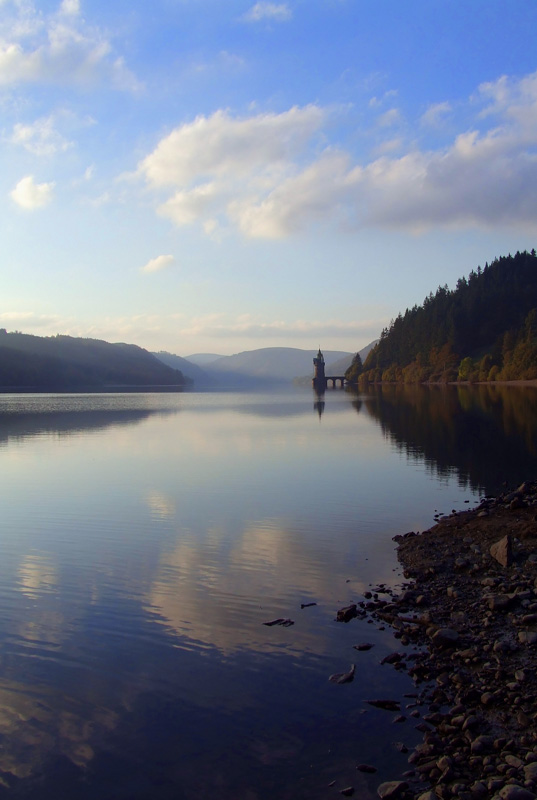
[363,481,537,800]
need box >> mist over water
[0,386,535,798]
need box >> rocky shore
[360,480,537,800]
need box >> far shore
[351,378,537,388]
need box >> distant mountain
[204,347,354,387]
[0,332,191,391]
[184,353,225,365]
[152,351,216,386]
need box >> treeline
[0,331,192,391]
[346,249,537,384]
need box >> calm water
[0,385,536,799]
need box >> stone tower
[312,347,327,391]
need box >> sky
[1,0,537,357]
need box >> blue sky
[2,0,537,356]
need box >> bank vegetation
[346,250,537,385]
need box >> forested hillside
[0,332,191,391]
[347,250,537,384]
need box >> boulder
[498,786,536,800]
[431,628,459,648]
[337,604,357,622]
[377,781,409,799]
[490,534,513,567]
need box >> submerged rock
[377,780,408,799]
[337,604,358,622]
[328,664,356,684]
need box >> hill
[0,332,191,391]
[184,353,225,365]
[205,347,354,387]
[330,341,377,376]
[152,351,215,387]
[352,250,537,384]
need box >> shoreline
[352,379,537,388]
[363,480,537,800]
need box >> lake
[0,384,536,799]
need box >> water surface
[0,385,535,799]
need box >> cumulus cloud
[0,0,140,90]
[140,254,175,274]
[138,105,325,231]
[10,175,55,209]
[139,106,324,188]
[138,70,537,239]
[242,2,292,23]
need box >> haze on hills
[0,331,190,392]
[156,347,359,388]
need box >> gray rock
[524,763,537,781]
[505,755,524,769]
[518,631,537,645]
[471,735,495,754]
[337,604,357,622]
[377,781,409,799]
[471,781,489,798]
[329,664,356,684]
[431,628,460,647]
[490,535,513,567]
[487,594,512,611]
[498,785,536,800]
[462,715,479,730]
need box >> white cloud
[59,0,80,16]
[139,106,324,187]
[10,174,55,209]
[138,106,325,231]
[374,138,403,156]
[10,113,73,156]
[421,101,452,127]
[0,0,140,90]
[178,315,382,342]
[242,3,292,23]
[138,70,537,239]
[140,254,175,274]
[377,108,400,128]
[229,151,352,238]
[0,311,68,330]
